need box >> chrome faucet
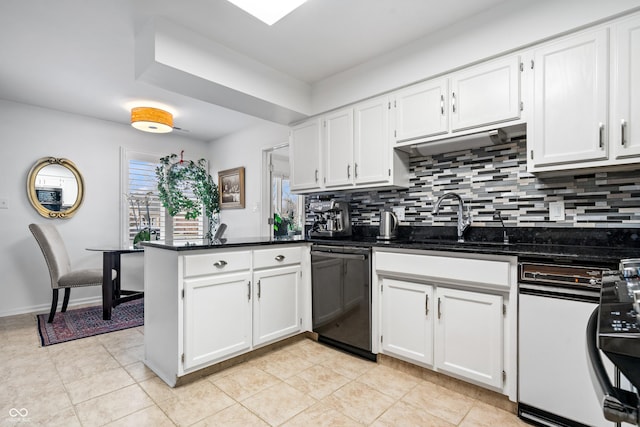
[432,192,472,242]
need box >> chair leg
[61,288,71,312]
[48,289,59,323]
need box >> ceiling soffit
[135,17,312,125]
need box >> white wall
[208,121,289,239]
[0,99,209,317]
[311,0,640,113]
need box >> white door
[183,272,252,370]
[530,30,609,167]
[450,55,521,132]
[612,15,640,160]
[265,145,304,239]
[324,108,354,188]
[435,287,503,388]
[290,119,322,191]
[380,278,434,366]
[353,96,391,186]
[394,79,449,142]
[253,265,301,346]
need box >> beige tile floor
[0,313,529,426]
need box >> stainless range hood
[395,123,528,157]
[411,129,506,156]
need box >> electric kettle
[378,210,398,240]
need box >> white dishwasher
[518,261,617,427]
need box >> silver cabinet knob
[213,260,228,268]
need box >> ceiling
[0,0,511,141]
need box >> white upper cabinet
[354,96,393,186]
[289,96,409,194]
[290,118,322,192]
[324,108,354,188]
[529,29,609,169]
[611,14,640,160]
[393,55,521,146]
[528,12,640,172]
[450,56,521,132]
[394,79,449,142]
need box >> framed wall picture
[218,166,245,209]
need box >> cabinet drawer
[253,246,302,269]
[376,251,511,290]
[184,251,251,277]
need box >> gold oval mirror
[27,157,85,219]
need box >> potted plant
[156,153,220,241]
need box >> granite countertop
[140,226,640,264]
[140,235,307,251]
[310,237,640,264]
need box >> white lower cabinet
[183,271,252,370]
[434,287,503,389]
[375,249,516,399]
[381,278,434,365]
[253,265,301,347]
[143,244,309,387]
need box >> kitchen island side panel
[143,246,181,386]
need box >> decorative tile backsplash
[307,137,640,229]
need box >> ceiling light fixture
[130,107,174,133]
[226,0,307,26]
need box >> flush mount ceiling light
[130,107,173,133]
[226,0,307,25]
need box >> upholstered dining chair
[29,223,117,323]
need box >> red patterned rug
[36,299,144,346]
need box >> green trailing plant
[156,154,220,238]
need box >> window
[122,150,204,246]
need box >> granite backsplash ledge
[346,225,640,248]
[305,137,640,229]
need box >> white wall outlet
[549,201,565,221]
[392,206,405,221]
[0,198,8,209]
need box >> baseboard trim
[0,296,102,318]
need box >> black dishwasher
[310,244,374,360]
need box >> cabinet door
[435,287,503,388]
[394,79,448,142]
[354,96,391,185]
[253,265,301,346]
[380,278,433,366]
[530,30,609,167]
[324,108,354,188]
[290,118,322,192]
[612,15,640,159]
[183,271,252,370]
[450,55,521,132]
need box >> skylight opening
[226,0,307,26]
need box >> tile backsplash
[306,137,640,229]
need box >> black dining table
[86,247,144,320]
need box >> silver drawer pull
[275,255,285,262]
[213,260,228,268]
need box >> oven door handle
[310,251,367,261]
